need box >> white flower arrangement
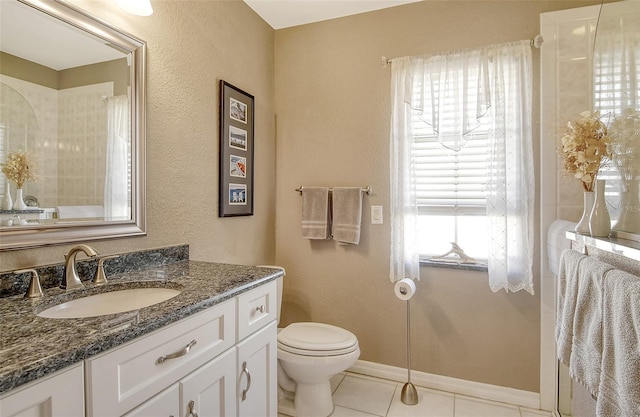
[1,150,37,189]
[608,108,640,182]
[560,111,611,192]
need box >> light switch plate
[371,205,383,224]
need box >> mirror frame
[0,0,146,251]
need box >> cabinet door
[0,364,84,417]
[236,321,277,417]
[123,384,179,417]
[179,348,236,417]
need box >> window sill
[419,258,488,272]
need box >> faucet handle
[15,268,43,299]
[93,255,119,285]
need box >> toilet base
[294,381,334,417]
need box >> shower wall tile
[1,75,58,207]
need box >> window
[390,40,534,293]
[412,107,490,261]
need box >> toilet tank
[257,265,285,324]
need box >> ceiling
[242,0,423,29]
[1,0,423,71]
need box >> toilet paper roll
[394,278,416,300]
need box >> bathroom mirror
[594,0,640,242]
[0,0,146,250]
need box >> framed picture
[219,80,254,216]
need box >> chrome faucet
[62,244,99,289]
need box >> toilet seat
[278,322,359,357]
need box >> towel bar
[295,186,371,195]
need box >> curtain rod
[380,35,544,67]
[295,186,371,195]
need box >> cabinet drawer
[237,281,277,341]
[86,300,235,417]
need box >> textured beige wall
[274,0,599,392]
[1,52,58,89]
[2,0,276,270]
[2,53,129,94]
[59,58,129,95]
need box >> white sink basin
[38,287,181,319]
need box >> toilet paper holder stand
[401,298,419,405]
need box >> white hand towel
[556,249,586,366]
[569,256,615,398]
[597,269,640,417]
[331,187,363,245]
[301,187,330,239]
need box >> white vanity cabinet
[0,280,278,417]
[87,279,277,417]
[0,363,85,417]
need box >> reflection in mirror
[594,0,640,241]
[0,0,146,250]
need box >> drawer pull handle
[241,361,252,401]
[187,400,198,417]
[255,305,265,313]
[156,339,197,364]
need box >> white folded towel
[597,269,640,417]
[569,256,615,398]
[56,205,104,219]
[547,219,577,276]
[301,187,330,239]
[556,249,586,366]
[331,187,363,245]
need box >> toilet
[259,266,360,417]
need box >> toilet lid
[277,322,359,356]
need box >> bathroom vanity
[0,257,280,417]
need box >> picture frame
[219,80,254,216]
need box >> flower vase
[575,191,595,235]
[12,188,27,210]
[2,183,12,210]
[612,178,640,235]
[589,179,611,237]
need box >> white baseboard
[348,360,540,410]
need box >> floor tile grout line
[384,383,399,417]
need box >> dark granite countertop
[0,260,282,394]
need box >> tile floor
[279,372,553,417]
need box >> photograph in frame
[230,155,246,178]
[229,125,247,151]
[219,80,254,216]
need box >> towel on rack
[596,269,640,417]
[331,187,363,245]
[569,256,615,398]
[301,187,330,239]
[556,249,586,366]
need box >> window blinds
[411,114,490,215]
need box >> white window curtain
[390,41,534,294]
[104,95,130,221]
